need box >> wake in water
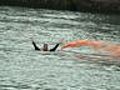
[61,40,120,58]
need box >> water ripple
[0,6,120,90]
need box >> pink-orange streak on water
[62,40,104,48]
[62,40,120,57]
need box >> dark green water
[0,6,120,90]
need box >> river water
[0,6,120,90]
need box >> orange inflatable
[61,40,120,57]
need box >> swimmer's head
[43,44,48,51]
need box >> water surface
[0,6,120,90]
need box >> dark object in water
[32,41,60,52]
[32,41,41,50]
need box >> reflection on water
[0,6,120,90]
